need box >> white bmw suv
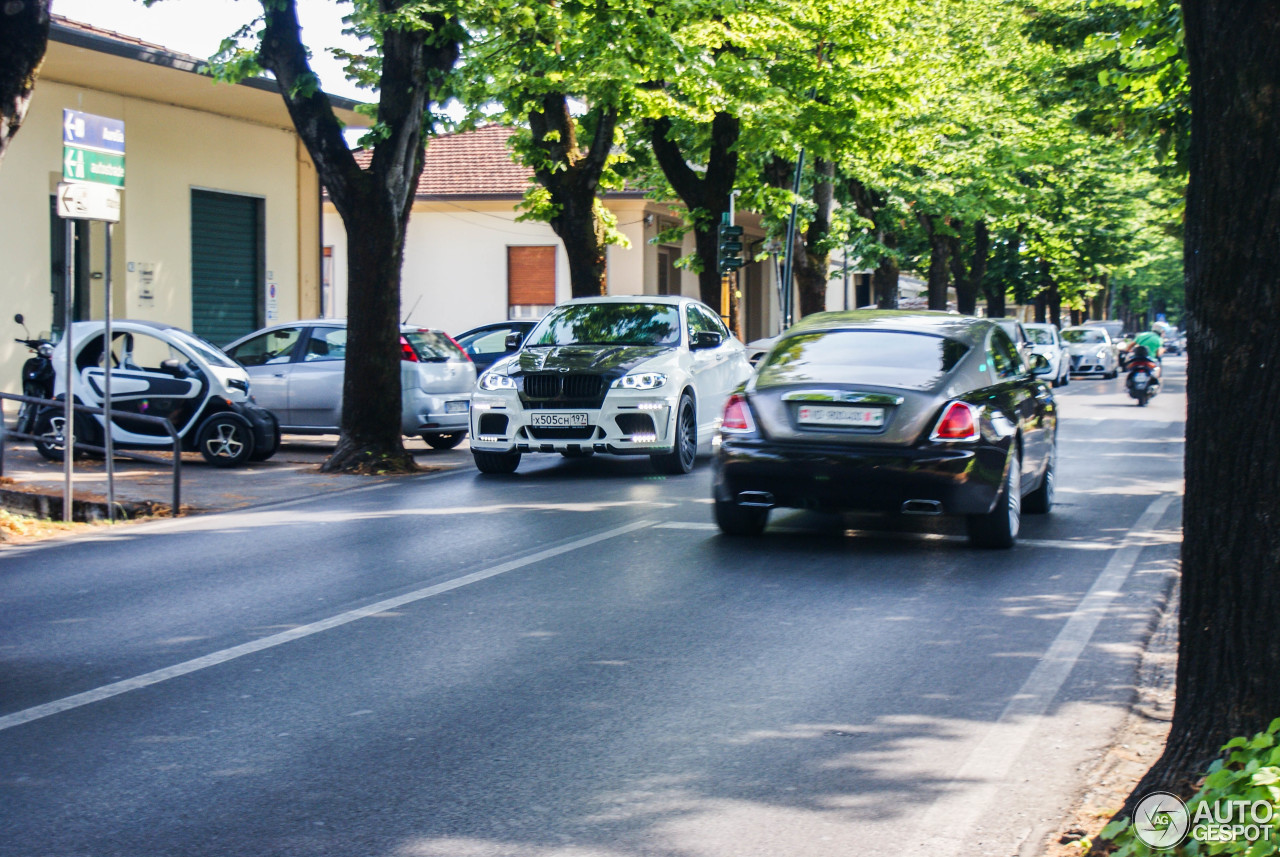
[469,296,752,474]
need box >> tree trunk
[1100,0,1280,839]
[874,235,900,309]
[947,219,990,316]
[918,213,950,311]
[794,158,835,318]
[648,113,740,308]
[529,96,617,298]
[0,0,50,165]
[257,0,460,473]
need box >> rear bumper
[405,390,472,435]
[713,437,1009,516]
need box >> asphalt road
[0,360,1186,857]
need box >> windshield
[1062,329,1106,344]
[526,303,681,347]
[168,329,240,368]
[758,330,971,391]
[1025,327,1055,345]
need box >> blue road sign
[62,109,126,154]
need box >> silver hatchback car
[224,320,476,448]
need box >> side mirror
[1027,353,1053,375]
[504,331,525,351]
[691,330,723,350]
[14,314,24,325]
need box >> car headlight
[478,371,517,391]
[1096,348,1109,359]
[612,372,667,390]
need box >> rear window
[404,330,467,362]
[757,330,971,391]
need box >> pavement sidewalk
[0,433,472,521]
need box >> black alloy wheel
[967,451,1022,548]
[472,449,521,474]
[196,413,256,467]
[652,394,696,475]
[1023,449,1054,514]
[423,432,465,450]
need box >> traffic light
[717,222,744,274]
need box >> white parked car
[1023,322,1070,387]
[469,296,752,474]
[1061,325,1120,378]
[224,320,476,448]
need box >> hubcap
[207,423,245,458]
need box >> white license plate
[531,412,588,428]
[797,404,885,428]
[445,400,470,414]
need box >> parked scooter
[12,314,55,434]
[1125,345,1161,407]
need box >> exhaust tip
[737,491,775,508]
[902,499,943,516]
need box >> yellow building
[0,16,366,405]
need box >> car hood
[509,345,673,377]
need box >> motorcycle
[12,313,55,434]
[1126,346,1161,407]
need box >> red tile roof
[351,125,533,198]
[51,14,205,64]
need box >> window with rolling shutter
[507,245,556,319]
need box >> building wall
[0,79,319,401]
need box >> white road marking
[915,493,1177,854]
[0,520,653,734]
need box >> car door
[224,326,302,424]
[79,329,207,442]
[286,326,347,430]
[685,304,727,435]
[987,328,1050,491]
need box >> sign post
[58,109,124,522]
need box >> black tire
[651,393,697,475]
[714,498,769,536]
[33,410,68,462]
[422,432,466,450]
[196,413,256,467]
[473,449,521,474]
[560,448,594,459]
[1023,450,1054,514]
[249,412,281,462]
[967,451,1021,549]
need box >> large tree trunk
[794,158,835,318]
[0,0,50,166]
[258,0,460,473]
[918,213,950,311]
[1102,0,1280,838]
[947,219,990,316]
[529,96,617,298]
[648,113,740,308]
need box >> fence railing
[0,392,182,518]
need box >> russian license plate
[445,400,470,414]
[797,404,885,428]
[531,412,588,428]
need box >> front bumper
[1069,354,1111,375]
[469,390,676,456]
[713,436,1009,516]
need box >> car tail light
[930,401,979,442]
[721,394,756,433]
[445,333,472,361]
[399,336,419,362]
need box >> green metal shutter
[191,190,263,346]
